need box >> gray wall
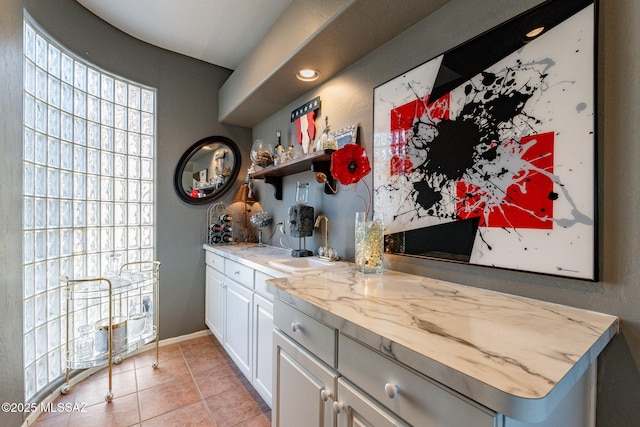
[252,0,640,425]
[1,0,251,423]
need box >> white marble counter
[204,244,619,421]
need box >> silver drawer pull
[291,322,301,332]
[332,401,344,414]
[384,383,399,399]
[234,270,240,276]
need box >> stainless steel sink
[268,257,348,272]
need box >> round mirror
[174,135,241,205]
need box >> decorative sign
[373,0,597,280]
[291,97,320,153]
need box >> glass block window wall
[22,18,156,402]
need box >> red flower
[330,144,371,185]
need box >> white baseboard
[22,329,213,427]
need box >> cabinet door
[205,265,225,343]
[253,293,273,407]
[273,330,337,427]
[224,279,253,378]
[334,378,409,427]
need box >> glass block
[87,95,100,122]
[87,202,99,226]
[24,297,35,333]
[47,295,60,324]
[46,259,59,290]
[127,250,141,264]
[114,130,126,154]
[60,141,72,170]
[100,202,113,226]
[73,228,85,254]
[48,349,61,383]
[24,22,36,61]
[115,105,127,130]
[35,165,46,197]
[87,68,100,96]
[101,74,114,101]
[73,172,86,199]
[115,227,126,250]
[87,148,99,175]
[73,254,86,279]
[114,154,126,178]
[73,201,86,227]
[141,88,154,112]
[128,204,140,225]
[128,109,140,133]
[101,126,113,151]
[48,44,60,78]
[73,89,86,118]
[114,178,126,202]
[60,112,73,142]
[87,175,99,200]
[128,85,140,109]
[24,197,35,230]
[25,59,36,95]
[24,231,34,264]
[127,227,140,248]
[128,156,140,179]
[74,145,86,173]
[128,180,140,203]
[73,61,86,91]
[47,230,59,258]
[47,106,60,138]
[86,253,99,276]
[115,80,127,105]
[35,33,47,69]
[47,75,60,108]
[59,257,72,278]
[61,82,73,113]
[24,162,35,197]
[101,228,113,251]
[60,201,72,228]
[141,226,153,248]
[24,129,35,164]
[141,248,153,263]
[36,66,47,101]
[35,293,47,326]
[25,363,36,400]
[141,135,153,158]
[141,204,152,225]
[36,356,48,391]
[114,203,126,226]
[35,198,46,229]
[141,181,153,204]
[60,228,73,257]
[101,177,113,201]
[35,132,47,165]
[100,100,113,126]
[47,168,59,198]
[101,152,114,177]
[87,228,100,252]
[35,100,47,133]
[128,133,140,156]
[35,231,46,261]
[24,93,35,130]
[74,117,86,145]
[47,199,59,228]
[61,52,73,84]
[47,137,60,168]
[60,171,72,199]
[87,122,100,148]
[25,331,36,366]
[140,158,153,180]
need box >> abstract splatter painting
[373,0,597,279]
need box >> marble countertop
[204,244,619,420]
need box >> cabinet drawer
[224,259,254,288]
[205,250,224,272]
[274,299,337,368]
[339,334,498,427]
[254,270,274,300]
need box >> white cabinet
[334,378,408,427]
[204,247,275,407]
[224,278,253,378]
[273,329,337,427]
[205,265,225,342]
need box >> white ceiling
[76,0,293,70]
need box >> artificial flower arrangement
[328,143,372,218]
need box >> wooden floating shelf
[251,150,336,200]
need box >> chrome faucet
[314,214,339,261]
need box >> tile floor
[33,334,271,427]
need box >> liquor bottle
[210,223,223,232]
[222,224,233,233]
[211,235,222,244]
[219,214,232,222]
[221,234,233,243]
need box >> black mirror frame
[174,135,242,205]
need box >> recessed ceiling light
[296,68,320,82]
[525,26,545,39]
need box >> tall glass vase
[354,212,384,274]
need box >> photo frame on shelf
[331,124,358,147]
[372,0,598,280]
